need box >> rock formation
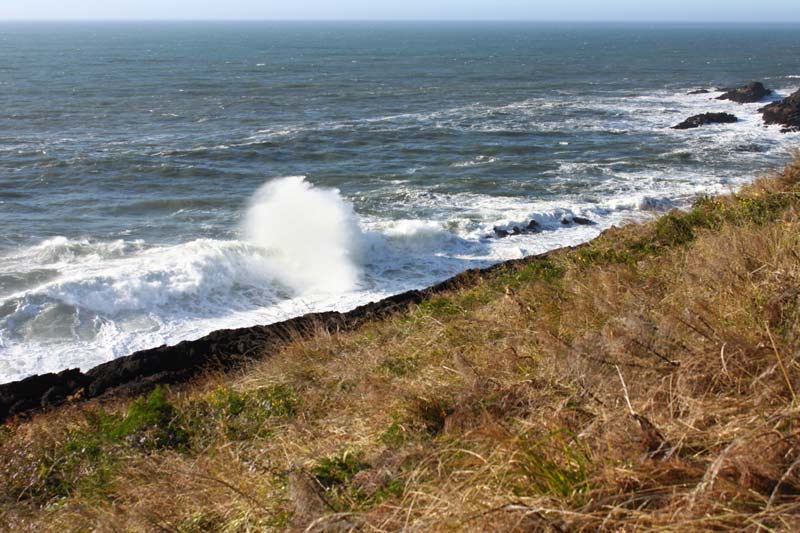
[759,89,800,133]
[716,82,772,104]
[672,112,738,130]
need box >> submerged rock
[759,89,800,133]
[672,112,738,130]
[716,82,772,104]
[688,88,710,95]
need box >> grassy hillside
[3,158,800,532]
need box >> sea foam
[243,176,363,294]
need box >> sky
[1,0,799,22]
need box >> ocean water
[1,22,799,383]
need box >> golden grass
[2,158,800,531]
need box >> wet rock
[716,82,772,104]
[759,89,800,133]
[639,196,676,211]
[562,216,595,226]
[688,88,710,95]
[672,112,738,130]
[489,220,542,239]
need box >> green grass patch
[187,383,299,442]
[377,354,418,377]
[418,296,464,318]
[380,414,412,448]
[312,450,369,489]
[109,385,188,450]
[490,258,565,291]
[513,430,591,501]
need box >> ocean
[1,22,799,383]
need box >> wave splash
[244,176,363,294]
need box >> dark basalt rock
[562,216,595,226]
[759,89,800,133]
[672,112,738,130]
[0,249,581,422]
[0,369,89,420]
[688,88,710,95]
[489,220,541,239]
[716,82,772,104]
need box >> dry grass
[2,159,800,531]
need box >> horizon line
[2,18,800,24]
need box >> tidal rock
[759,89,800,133]
[489,220,542,239]
[562,216,595,226]
[688,88,710,95]
[716,82,772,104]
[672,112,738,130]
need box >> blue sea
[1,22,799,382]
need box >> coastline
[3,158,799,530]
[0,242,579,422]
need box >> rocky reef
[760,89,800,133]
[672,112,738,130]
[716,82,772,104]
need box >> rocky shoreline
[674,82,800,132]
[4,82,799,424]
[0,248,572,422]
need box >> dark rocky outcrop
[562,216,595,226]
[489,219,541,239]
[688,89,710,95]
[672,112,738,130]
[0,249,576,422]
[0,369,90,420]
[759,89,800,133]
[716,82,772,104]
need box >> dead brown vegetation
[2,158,800,531]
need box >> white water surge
[243,176,363,294]
[1,87,799,383]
